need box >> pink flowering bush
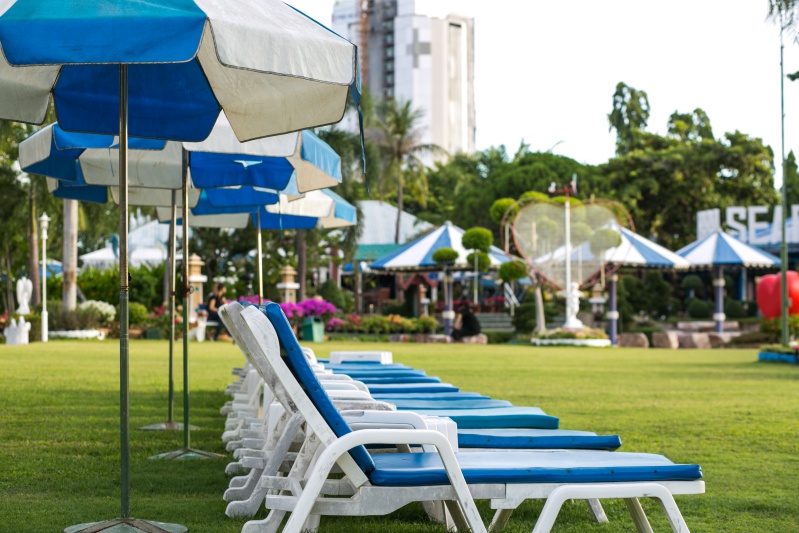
[298,298,337,319]
[326,317,345,332]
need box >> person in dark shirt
[452,302,481,342]
[207,282,229,341]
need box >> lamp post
[39,212,50,343]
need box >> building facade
[332,0,476,157]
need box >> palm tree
[373,99,447,243]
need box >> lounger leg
[654,494,691,532]
[241,510,286,533]
[226,415,305,517]
[224,468,263,503]
[302,514,321,532]
[585,499,609,523]
[444,499,470,532]
[531,487,570,533]
[489,509,513,532]
[624,499,654,533]
[422,501,448,524]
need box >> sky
[290,0,799,186]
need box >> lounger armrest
[340,409,429,429]
[316,374,354,382]
[331,399,395,411]
[285,429,483,533]
[327,389,372,399]
[322,383,362,392]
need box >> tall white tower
[332,0,475,158]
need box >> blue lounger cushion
[356,376,443,384]
[368,451,702,487]
[367,383,460,394]
[372,392,490,401]
[457,429,622,451]
[331,369,430,378]
[324,363,412,370]
[404,407,560,429]
[386,399,514,410]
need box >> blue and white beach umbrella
[0,2,360,530]
[370,221,513,271]
[21,120,342,194]
[0,0,359,141]
[678,229,779,334]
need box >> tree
[608,82,650,154]
[602,90,778,249]
[373,99,446,243]
[784,150,799,207]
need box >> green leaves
[432,247,458,265]
[462,227,493,253]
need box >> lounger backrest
[232,303,369,487]
[263,303,377,475]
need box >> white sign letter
[726,206,747,242]
[748,206,769,245]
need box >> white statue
[5,318,18,345]
[559,281,585,330]
[15,277,33,315]
[17,316,30,345]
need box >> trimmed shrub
[724,300,746,319]
[687,298,712,319]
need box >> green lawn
[0,340,797,533]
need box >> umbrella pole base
[138,422,199,431]
[65,517,187,533]
[149,448,223,460]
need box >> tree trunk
[3,250,14,313]
[62,199,79,311]
[394,176,403,244]
[28,187,41,307]
[354,261,363,314]
[296,230,307,301]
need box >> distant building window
[385,46,394,58]
[383,20,393,30]
[385,60,394,72]
[385,87,394,99]
[385,34,394,45]
[385,74,394,85]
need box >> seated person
[452,302,481,342]
[207,282,231,341]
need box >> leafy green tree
[608,82,650,154]
[602,88,778,249]
[498,260,528,283]
[783,150,799,207]
[462,227,493,253]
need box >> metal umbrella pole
[257,210,263,305]
[140,191,182,431]
[151,149,221,461]
[66,63,186,533]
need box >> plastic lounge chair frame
[224,303,704,533]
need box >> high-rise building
[332,0,475,157]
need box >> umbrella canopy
[370,221,513,271]
[676,229,780,268]
[21,120,342,193]
[166,188,357,230]
[0,0,359,142]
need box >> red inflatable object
[756,271,799,319]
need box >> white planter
[49,329,105,340]
[531,338,611,347]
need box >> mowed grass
[0,340,797,533]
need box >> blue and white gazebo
[602,227,691,345]
[370,220,512,271]
[371,221,515,335]
[677,229,779,333]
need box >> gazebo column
[606,274,618,346]
[713,265,725,333]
